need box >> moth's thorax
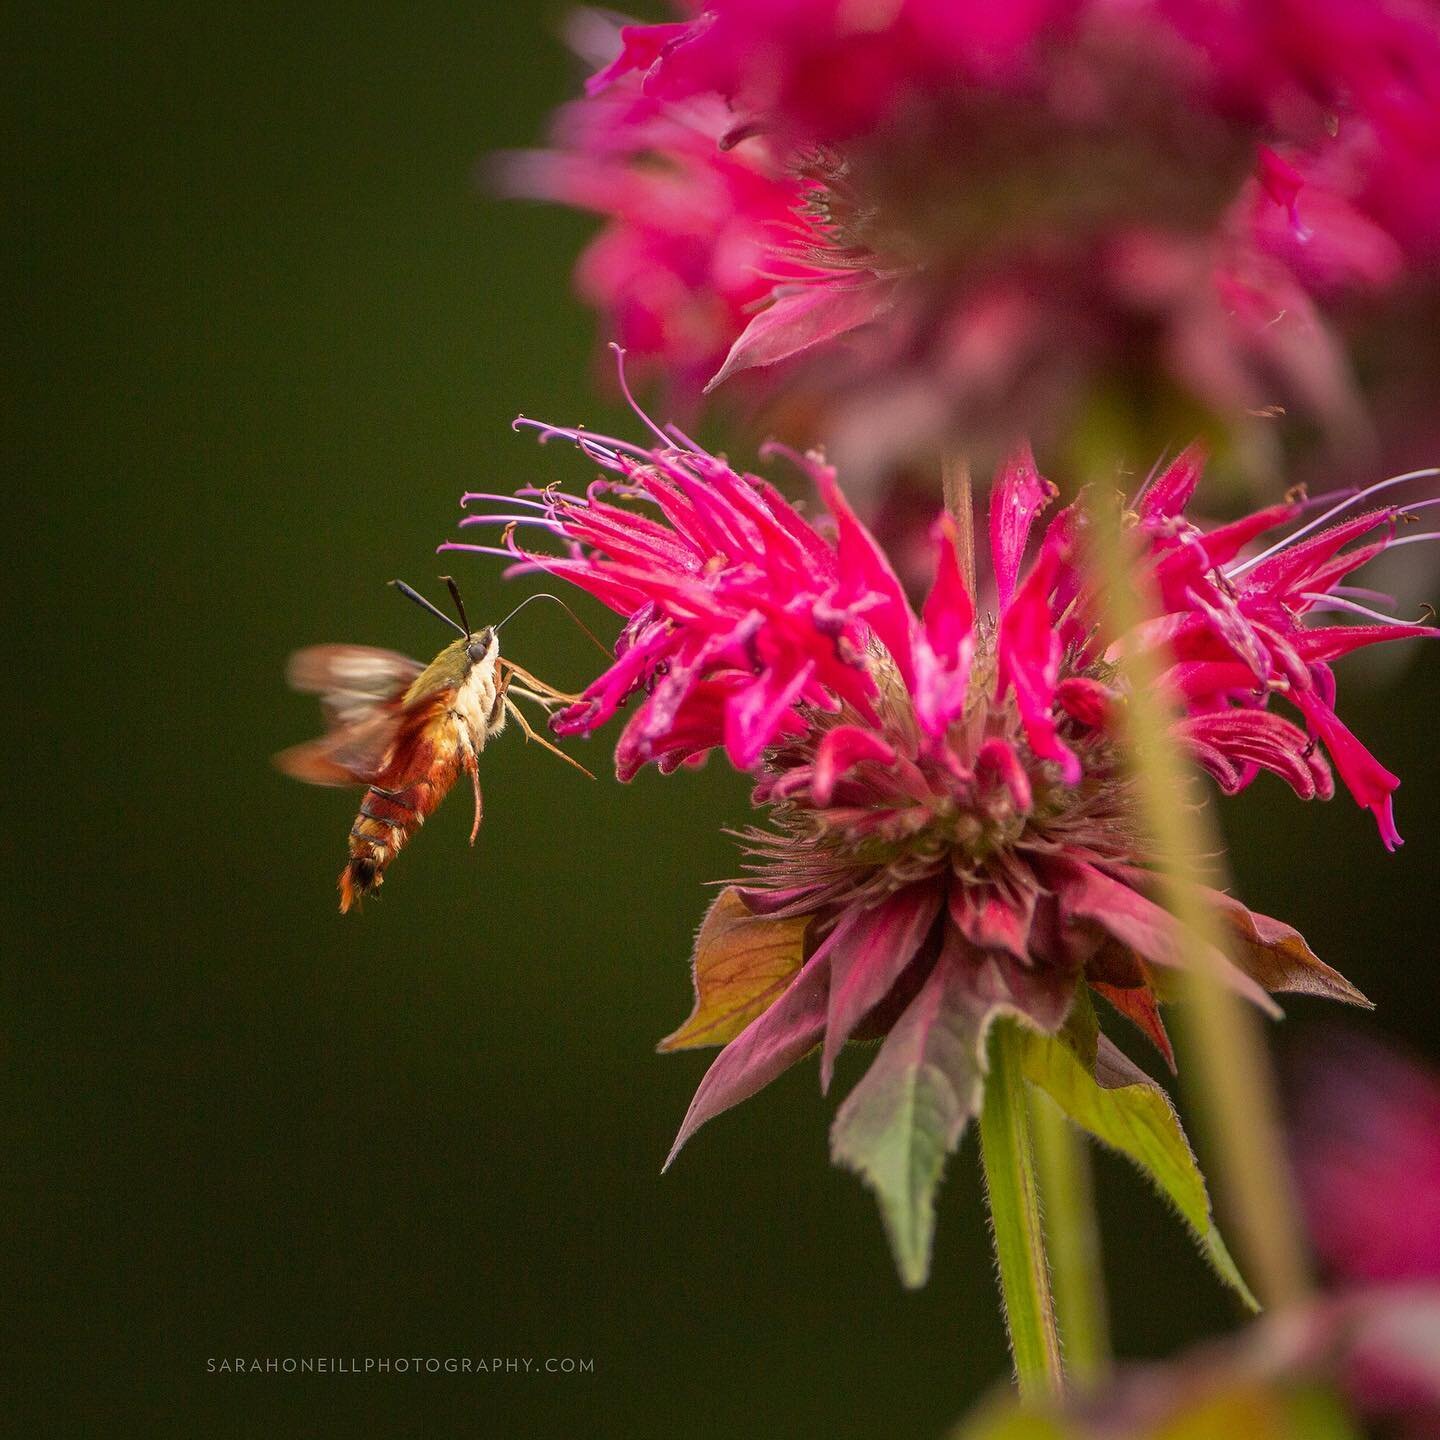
[452,650,506,750]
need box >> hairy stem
[981,1019,1066,1401]
[1087,494,1311,1309]
[1030,1093,1110,1387]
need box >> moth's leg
[503,697,595,779]
[503,660,583,703]
[467,758,483,844]
[507,683,565,711]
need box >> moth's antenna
[439,575,472,638]
[494,592,612,657]
[389,579,466,636]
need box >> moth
[277,578,592,912]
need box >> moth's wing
[276,645,423,786]
[286,645,423,726]
[274,714,401,786]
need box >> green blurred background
[13,3,1440,1434]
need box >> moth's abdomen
[335,703,464,913]
[339,784,423,912]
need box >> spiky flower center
[789,28,1255,278]
[748,642,1139,913]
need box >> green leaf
[1020,999,1258,1311]
[830,961,990,1288]
[658,888,810,1052]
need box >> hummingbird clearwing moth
[277,578,595,912]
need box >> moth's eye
[467,629,494,664]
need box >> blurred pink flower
[1287,1031,1440,1428]
[516,2,1440,471]
[496,13,824,401]
[1289,1030,1440,1287]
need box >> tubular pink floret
[458,420,1435,846]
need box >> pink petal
[1199,500,1303,567]
[1056,676,1118,729]
[811,724,898,806]
[705,276,898,392]
[584,21,692,95]
[664,942,833,1171]
[820,885,944,1091]
[997,529,1079,783]
[812,460,919,687]
[1137,442,1208,522]
[974,737,1034,812]
[922,513,976,660]
[1176,707,1334,801]
[989,443,1056,609]
[1292,689,1404,848]
[1296,622,1440,663]
[721,662,816,772]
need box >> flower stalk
[1030,1093,1110,1388]
[1085,492,1312,1310]
[980,1018,1066,1402]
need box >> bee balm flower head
[516,1,1440,470]
[446,390,1435,1283]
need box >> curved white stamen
[513,415,653,465]
[1332,585,1398,608]
[1400,496,1440,518]
[608,342,676,450]
[1227,467,1439,578]
[1385,531,1440,550]
[457,513,563,529]
[461,491,556,512]
[516,485,586,505]
[664,421,704,452]
[437,541,525,560]
[1299,592,1425,626]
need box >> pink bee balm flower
[496,13,824,402]
[519,1,1440,470]
[1285,1031,1440,1429]
[1288,1030,1440,1287]
[446,394,1435,1284]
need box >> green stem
[1086,494,1311,1309]
[1030,1091,1110,1388]
[980,1020,1065,1402]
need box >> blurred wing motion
[277,642,471,912]
[274,645,423,786]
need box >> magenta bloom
[518,1,1440,464]
[446,405,1435,1281]
[1289,1030,1440,1287]
[1286,1032,1440,1429]
[497,13,822,401]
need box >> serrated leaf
[830,961,991,1288]
[658,888,810,1052]
[1020,1009,1259,1311]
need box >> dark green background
[13,4,1440,1435]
